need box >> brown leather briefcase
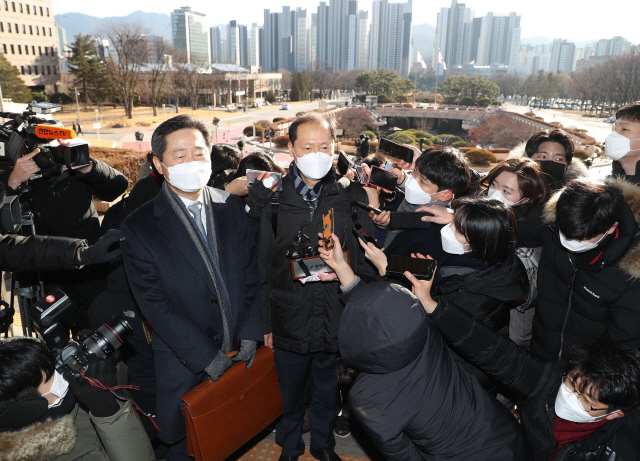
[181,347,282,461]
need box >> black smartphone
[337,150,352,176]
[354,201,382,215]
[386,255,436,280]
[378,137,415,164]
[368,166,398,193]
[389,211,433,229]
[352,222,380,249]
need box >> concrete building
[367,0,381,70]
[357,10,369,69]
[345,1,358,70]
[210,26,222,63]
[475,12,520,67]
[248,23,260,68]
[316,1,329,67]
[227,21,240,65]
[0,0,60,92]
[294,8,310,71]
[171,7,210,64]
[433,0,473,74]
[549,39,575,74]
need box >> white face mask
[559,230,608,253]
[405,174,449,205]
[605,131,640,161]
[487,187,525,207]
[293,151,333,180]
[162,160,211,193]
[440,223,471,255]
[555,381,616,423]
[41,370,69,409]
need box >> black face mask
[536,160,566,182]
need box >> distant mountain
[412,23,436,60]
[56,10,171,42]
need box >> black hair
[235,152,284,178]
[568,342,640,411]
[556,179,624,240]
[616,101,640,124]
[524,129,575,164]
[0,338,55,413]
[452,196,516,266]
[480,158,550,219]
[362,154,387,168]
[415,146,471,196]
[211,143,243,179]
[288,112,336,146]
[337,356,359,387]
[151,115,212,162]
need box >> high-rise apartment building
[294,8,310,72]
[0,0,60,91]
[248,23,260,68]
[476,12,520,67]
[345,1,358,70]
[228,21,240,65]
[171,7,210,64]
[549,39,575,73]
[357,11,369,69]
[210,26,222,63]
[369,0,412,76]
[316,1,329,66]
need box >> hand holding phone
[368,166,398,193]
[322,209,335,250]
[354,201,382,215]
[386,255,437,280]
[378,138,415,164]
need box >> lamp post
[162,104,166,121]
[74,86,81,127]
[94,109,100,140]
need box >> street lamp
[162,104,166,121]
[94,109,100,140]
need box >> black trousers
[274,348,340,457]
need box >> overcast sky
[52,0,640,45]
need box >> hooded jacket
[429,295,640,461]
[520,177,640,362]
[0,401,155,461]
[339,281,531,461]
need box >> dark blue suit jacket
[121,186,263,442]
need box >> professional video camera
[29,287,134,378]
[0,102,91,180]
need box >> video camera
[29,287,133,378]
[0,102,91,180]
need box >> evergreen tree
[0,53,31,103]
[290,72,310,102]
[68,34,111,105]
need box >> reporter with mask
[0,338,156,461]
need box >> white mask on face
[404,174,449,205]
[293,151,333,180]
[41,370,69,409]
[559,230,608,253]
[162,161,211,193]
[554,381,616,423]
[605,131,640,161]
[440,223,471,255]
[487,187,525,207]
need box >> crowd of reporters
[1,101,640,461]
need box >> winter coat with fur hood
[518,177,640,362]
[0,400,156,461]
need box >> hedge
[464,149,497,166]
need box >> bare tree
[99,21,149,119]
[177,61,209,110]
[138,37,171,116]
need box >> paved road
[80,100,337,148]
[503,103,615,143]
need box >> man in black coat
[606,102,640,185]
[414,279,640,461]
[517,178,640,362]
[121,115,263,461]
[339,281,531,461]
[0,144,128,327]
[250,112,376,461]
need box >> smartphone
[337,150,353,176]
[386,255,437,280]
[368,166,398,193]
[246,169,283,191]
[352,222,380,249]
[378,137,415,164]
[389,211,433,229]
[354,165,369,185]
[322,209,335,250]
[354,201,382,215]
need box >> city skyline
[51,0,640,45]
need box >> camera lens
[82,315,134,359]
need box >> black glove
[204,350,233,381]
[246,179,275,218]
[64,357,120,417]
[77,229,125,266]
[231,339,257,369]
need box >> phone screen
[353,222,380,249]
[368,166,398,192]
[386,255,436,280]
[337,151,352,176]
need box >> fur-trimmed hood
[542,177,640,279]
[0,414,77,461]
[509,142,590,181]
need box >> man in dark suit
[121,115,263,461]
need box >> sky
[51,0,640,45]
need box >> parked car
[281,103,292,110]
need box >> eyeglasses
[562,374,610,412]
